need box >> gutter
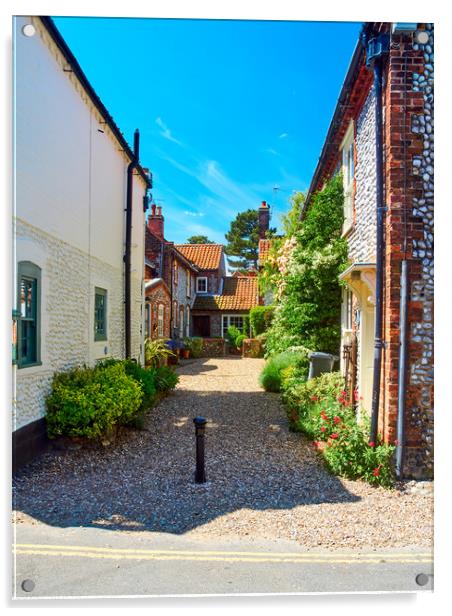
[39,16,152,189]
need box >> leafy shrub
[259,350,309,393]
[150,365,179,392]
[98,359,157,411]
[183,337,203,358]
[226,325,241,347]
[46,363,143,440]
[145,338,175,367]
[235,333,247,350]
[280,371,395,488]
[249,305,275,337]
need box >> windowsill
[17,361,42,370]
[94,336,108,342]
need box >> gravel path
[13,358,433,550]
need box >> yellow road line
[14,549,432,564]
[13,544,432,565]
[14,543,432,559]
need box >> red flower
[330,433,338,440]
[310,395,318,402]
[333,416,341,425]
[341,390,347,396]
[368,441,375,448]
[373,467,380,477]
[320,426,326,433]
[320,411,328,421]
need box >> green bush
[259,350,309,393]
[46,363,143,440]
[98,359,157,411]
[249,305,275,337]
[183,337,203,358]
[151,365,179,392]
[235,333,247,350]
[280,371,395,488]
[226,325,241,347]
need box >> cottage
[13,17,151,469]
[304,22,434,478]
[145,205,198,342]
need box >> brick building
[145,205,198,341]
[304,22,434,478]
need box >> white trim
[196,276,208,293]
[341,120,355,234]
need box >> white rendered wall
[13,16,147,430]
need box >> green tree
[186,235,214,244]
[225,209,275,269]
[265,174,348,356]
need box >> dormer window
[196,277,208,293]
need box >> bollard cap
[194,416,207,426]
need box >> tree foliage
[186,235,214,244]
[225,209,275,269]
[264,174,348,356]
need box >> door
[192,315,210,337]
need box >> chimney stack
[148,203,164,239]
[258,200,270,239]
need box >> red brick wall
[381,25,434,477]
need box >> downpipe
[396,260,409,479]
[125,129,140,359]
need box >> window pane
[20,319,36,363]
[95,290,107,339]
[20,278,35,319]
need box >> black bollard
[193,416,207,483]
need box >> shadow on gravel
[13,369,361,534]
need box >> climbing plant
[263,174,348,356]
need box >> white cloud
[155,117,183,146]
[184,210,205,217]
[279,132,288,139]
[264,147,281,156]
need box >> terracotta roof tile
[175,244,223,270]
[193,277,259,311]
[258,239,272,264]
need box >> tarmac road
[12,523,433,598]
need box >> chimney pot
[151,203,156,215]
[157,206,162,216]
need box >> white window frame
[222,314,246,338]
[186,305,190,337]
[158,304,164,338]
[145,303,151,339]
[179,306,184,338]
[186,270,191,298]
[340,121,355,234]
[196,277,208,293]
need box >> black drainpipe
[361,30,390,444]
[125,129,140,359]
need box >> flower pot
[182,349,190,359]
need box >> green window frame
[94,287,108,341]
[17,261,41,368]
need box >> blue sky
[53,17,361,244]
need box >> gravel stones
[13,358,433,550]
